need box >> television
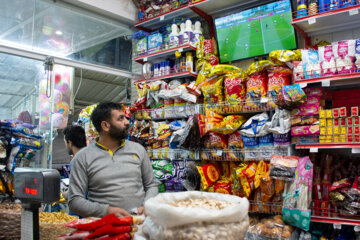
[214,0,297,63]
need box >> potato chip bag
[242,162,258,180]
[197,163,221,190]
[247,60,274,76]
[208,132,228,149]
[228,131,244,148]
[267,67,292,107]
[275,179,285,194]
[260,169,275,202]
[269,50,302,65]
[246,71,268,100]
[224,72,247,102]
[195,61,212,86]
[205,110,223,133]
[211,115,246,135]
[240,174,255,198]
[232,163,247,191]
[201,77,224,103]
[214,178,233,195]
[209,64,240,78]
[196,114,207,137]
[254,161,268,189]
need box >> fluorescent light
[55,30,63,36]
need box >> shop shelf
[311,216,360,226]
[134,44,196,64]
[134,104,200,121]
[295,72,360,87]
[296,143,360,149]
[249,200,282,214]
[201,99,275,115]
[134,71,197,83]
[292,4,360,36]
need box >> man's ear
[68,140,73,148]
[101,121,110,133]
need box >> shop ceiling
[0,0,136,118]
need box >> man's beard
[109,123,129,140]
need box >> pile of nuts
[39,212,77,240]
[169,198,234,210]
[39,212,77,223]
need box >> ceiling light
[55,30,63,36]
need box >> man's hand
[138,206,147,216]
[107,206,131,217]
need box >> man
[68,102,158,218]
[64,125,87,157]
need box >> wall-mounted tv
[214,0,297,63]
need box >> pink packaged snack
[291,125,320,136]
[304,87,323,97]
[291,104,319,117]
[333,40,356,75]
[291,61,305,82]
[305,96,321,105]
[319,45,337,76]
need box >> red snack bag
[196,114,206,137]
[66,215,135,231]
[206,54,219,66]
[228,131,244,149]
[214,178,233,195]
[224,73,246,102]
[84,225,133,239]
[203,39,216,56]
[330,179,351,192]
[208,132,228,149]
[351,176,360,195]
[242,162,258,180]
[246,71,268,101]
[197,163,221,190]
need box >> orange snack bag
[242,162,258,180]
[214,178,233,195]
[208,132,228,149]
[255,161,269,189]
[275,179,285,194]
[197,163,221,190]
[260,169,275,203]
[228,131,245,149]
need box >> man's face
[64,137,73,155]
[108,109,130,140]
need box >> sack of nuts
[143,191,249,240]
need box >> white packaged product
[301,49,321,79]
[143,191,249,240]
[333,40,356,74]
[356,39,360,72]
[318,45,337,76]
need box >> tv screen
[214,0,297,63]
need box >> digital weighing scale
[14,167,60,240]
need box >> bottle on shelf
[178,21,186,45]
[180,55,186,72]
[174,51,181,73]
[169,24,179,48]
[319,0,327,12]
[192,20,202,47]
[186,52,193,72]
[165,60,171,75]
[160,61,165,77]
[184,18,193,45]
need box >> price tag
[260,97,269,103]
[352,148,360,154]
[216,150,223,156]
[160,15,165,21]
[333,223,342,229]
[299,83,307,88]
[308,18,316,25]
[349,8,359,16]
[321,79,330,87]
[143,57,148,62]
[310,148,318,153]
[178,48,183,53]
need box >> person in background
[68,102,158,218]
[62,125,87,200]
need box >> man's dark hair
[63,126,87,148]
[91,102,124,133]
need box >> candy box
[355,135,360,143]
[319,109,326,119]
[341,126,347,135]
[348,134,354,143]
[340,135,347,143]
[291,104,319,117]
[326,135,332,143]
[320,127,326,135]
[319,136,326,143]
[354,117,360,126]
[333,126,340,135]
[320,119,326,127]
[325,110,332,118]
[147,32,163,52]
[352,107,359,116]
[348,126,353,135]
[332,108,340,118]
[333,135,340,143]
[327,127,333,135]
[347,117,353,126]
[340,118,347,126]
[327,119,333,127]
[333,118,339,126]
[291,125,320,136]
[355,126,360,135]
[340,107,347,117]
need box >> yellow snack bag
[211,115,246,135]
[208,64,240,78]
[247,60,274,76]
[201,77,224,103]
[255,161,268,189]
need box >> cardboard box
[355,135,360,143]
[347,117,353,126]
[333,118,339,126]
[351,106,358,117]
[333,108,340,118]
[320,119,326,127]
[319,110,326,119]
[341,126,347,135]
[326,110,332,119]
[348,134,354,143]
[340,107,347,117]
[340,118,347,126]
[333,126,340,135]
[326,135,332,143]
[327,127,333,135]
[333,135,340,143]
[320,136,326,143]
[327,119,333,127]
[348,126,354,135]
[354,117,360,126]
[320,127,326,135]
[340,135,347,143]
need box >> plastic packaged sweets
[269,155,299,181]
[302,49,321,79]
[333,40,356,74]
[319,45,337,76]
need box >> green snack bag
[152,160,173,174]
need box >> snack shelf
[296,143,360,149]
[134,105,200,121]
[292,4,360,37]
[295,72,360,87]
[311,216,360,226]
[134,71,197,83]
[148,148,288,162]
[201,100,275,115]
[249,201,282,214]
[134,44,196,64]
